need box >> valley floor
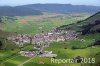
[0,13,100,66]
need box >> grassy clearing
[80,33,100,40]
[0,44,33,63]
[21,42,100,66]
[1,39,100,66]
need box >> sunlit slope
[57,12,100,34]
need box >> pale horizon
[0,0,100,6]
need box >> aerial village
[7,29,78,58]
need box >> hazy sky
[0,0,100,6]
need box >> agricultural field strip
[0,54,20,64]
[18,57,34,66]
[0,47,32,64]
[2,14,90,34]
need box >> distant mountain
[57,12,100,35]
[0,4,100,16]
[0,6,42,16]
[22,4,100,13]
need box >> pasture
[1,40,100,66]
[1,13,100,66]
[2,13,90,34]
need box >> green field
[0,33,100,66]
[1,13,90,34]
[0,13,100,66]
[1,40,100,66]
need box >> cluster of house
[7,30,78,47]
[39,51,57,57]
[19,51,57,58]
[8,29,78,58]
[7,34,31,47]
[19,51,38,57]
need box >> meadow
[1,41,100,66]
[2,13,90,34]
[1,13,100,66]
